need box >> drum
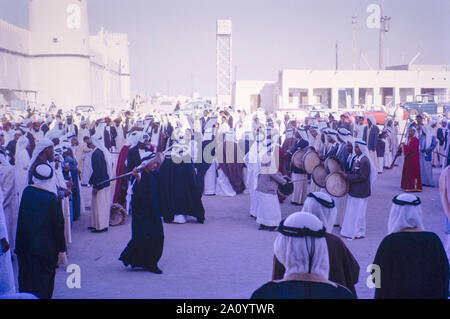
[325,156,344,174]
[277,176,294,202]
[291,148,308,171]
[109,203,127,227]
[325,172,349,197]
[312,164,327,188]
[303,149,322,174]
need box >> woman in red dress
[400,127,422,192]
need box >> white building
[233,64,450,113]
[0,0,131,111]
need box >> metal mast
[216,19,232,107]
[352,16,359,70]
[378,4,391,70]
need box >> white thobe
[340,195,369,239]
[0,189,16,295]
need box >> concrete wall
[0,0,131,111]
[233,69,450,113]
[0,20,32,92]
[279,69,450,109]
[31,56,91,108]
[233,80,276,113]
[29,0,90,56]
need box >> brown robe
[272,232,360,297]
[217,141,245,194]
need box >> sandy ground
[51,165,448,299]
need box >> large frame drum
[303,149,321,174]
[325,172,349,197]
[312,164,327,188]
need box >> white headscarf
[388,193,425,234]
[301,192,337,233]
[337,128,352,144]
[308,125,318,147]
[125,131,139,147]
[91,122,113,179]
[274,212,329,278]
[326,129,338,142]
[31,163,57,195]
[297,127,308,141]
[45,129,63,141]
[16,136,29,157]
[245,139,262,165]
[28,137,54,174]
[367,116,376,126]
[354,139,377,187]
[420,125,433,150]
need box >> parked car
[403,94,438,116]
[364,105,388,124]
[75,105,95,113]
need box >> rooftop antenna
[408,52,421,66]
[361,50,373,70]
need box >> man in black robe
[15,163,66,299]
[119,152,164,274]
[159,147,205,224]
[126,132,151,177]
[373,194,449,299]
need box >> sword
[94,146,173,188]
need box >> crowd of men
[0,103,449,299]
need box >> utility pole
[352,16,359,70]
[335,41,338,71]
[378,3,391,70]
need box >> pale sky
[1,0,449,97]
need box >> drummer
[308,125,323,152]
[336,128,352,165]
[287,127,310,206]
[333,128,353,227]
[340,140,377,239]
[323,129,339,160]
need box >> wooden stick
[94,147,172,188]
[389,120,410,169]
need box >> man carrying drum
[333,128,353,227]
[287,127,310,206]
[340,140,377,240]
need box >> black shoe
[147,267,163,274]
[88,227,95,230]
[92,228,108,233]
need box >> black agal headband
[392,195,421,206]
[307,193,335,208]
[278,219,326,238]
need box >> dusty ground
[51,165,448,299]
